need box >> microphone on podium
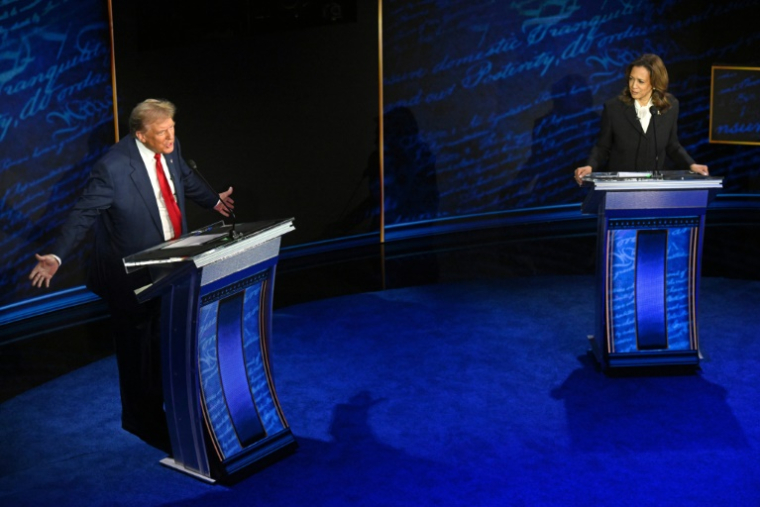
[649,105,661,180]
[186,159,239,239]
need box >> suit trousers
[109,297,170,451]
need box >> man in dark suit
[29,99,234,450]
[574,54,709,184]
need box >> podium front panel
[605,218,699,356]
[197,264,288,461]
[580,178,722,369]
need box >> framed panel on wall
[710,66,760,146]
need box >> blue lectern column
[155,231,296,483]
[635,229,668,350]
[215,291,267,447]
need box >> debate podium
[123,219,296,483]
[581,172,722,370]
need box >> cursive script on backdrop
[0,0,113,307]
[382,0,760,223]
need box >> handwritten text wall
[0,0,113,306]
[382,0,760,224]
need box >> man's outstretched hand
[29,253,60,288]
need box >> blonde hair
[129,99,176,134]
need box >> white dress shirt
[136,138,178,241]
[634,97,653,133]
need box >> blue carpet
[1,275,759,506]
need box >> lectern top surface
[582,171,723,190]
[122,219,294,272]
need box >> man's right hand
[29,254,60,288]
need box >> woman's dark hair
[619,54,672,112]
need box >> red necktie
[154,153,182,239]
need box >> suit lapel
[625,103,645,136]
[126,136,164,234]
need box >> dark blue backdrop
[381,0,760,226]
[2,0,759,310]
[1,0,113,307]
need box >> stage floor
[2,275,759,506]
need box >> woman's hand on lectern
[574,166,592,185]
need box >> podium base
[160,430,298,484]
[160,457,216,484]
[587,335,700,371]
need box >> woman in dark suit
[574,54,709,184]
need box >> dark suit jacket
[586,94,695,173]
[53,134,219,308]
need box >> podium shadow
[158,390,472,507]
[550,354,749,452]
